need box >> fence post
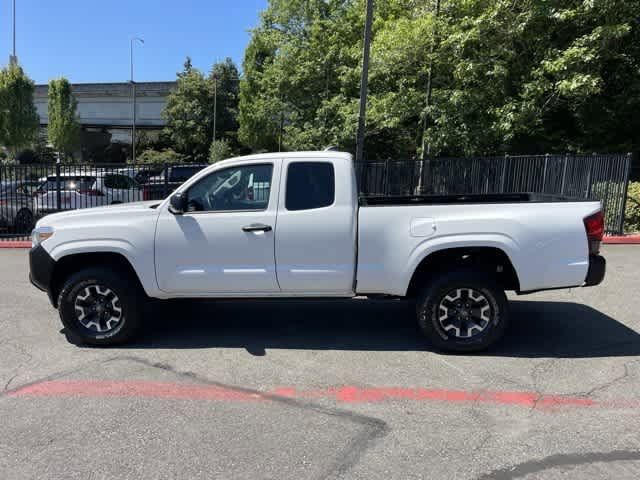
[560,154,568,195]
[500,154,507,193]
[163,163,169,198]
[542,153,549,193]
[617,153,633,235]
[55,163,62,211]
[585,154,595,198]
[383,159,390,196]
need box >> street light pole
[130,36,144,162]
[212,74,217,143]
[355,0,374,163]
[9,0,17,65]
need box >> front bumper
[29,244,56,294]
[584,254,606,287]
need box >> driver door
[155,162,280,294]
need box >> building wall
[34,81,175,129]
[34,81,176,162]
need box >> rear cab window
[285,162,335,211]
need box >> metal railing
[356,154,632,235]
[0,153,632,241]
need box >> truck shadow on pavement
[126,298,640,358]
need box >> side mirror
[168,192,187,215]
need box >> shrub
[624,181,640,234]
[208,139,231,164]
[136,148,184,165]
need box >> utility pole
[130,36,144,162]
[355,0,374,163]
[212,74,217,143]
[420,0,441,160]
[9,0,17,65]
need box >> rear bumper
[584,254,606,287]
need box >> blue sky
[0,0,267,85]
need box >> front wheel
[415,269,509,353]
[57,267,144,346]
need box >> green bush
[208,139,232,164]
[136,148,184,165]
[624,181,640,234]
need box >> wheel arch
[49,251,146,308]
[406,245,520,298]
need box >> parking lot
[0,245,639,479]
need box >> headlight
[31,226,54,248]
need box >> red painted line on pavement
[8,380,631,411]
[603,235,640,244]
[0,241,31,248]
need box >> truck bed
[359,192,590,206]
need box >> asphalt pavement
[0,246,639,479]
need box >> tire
[415,269,509,353]
[14,208,34,234]
[57,267,144,346]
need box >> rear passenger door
[275,159,357,295]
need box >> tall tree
[0,64,39,160]
[163,59,214,161]
[163,57,242,161]
[47,78,80,161]
[210,58,240,146]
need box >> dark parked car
[142,164,207,200]
[0,180,40,234]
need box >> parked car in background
[142,164,207,200]
[0,180,40,233]
[34,173,143,213]
[116,166,163,185]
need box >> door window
[186,164,273,212]
[285,162,335,211]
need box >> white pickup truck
[29,151,606,352]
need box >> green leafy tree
[240,0,640,158]
[163,57,241,162]
[210,58,240,145]
[163,60,213,162]
[0,64,39,160]
[47,78,80,161]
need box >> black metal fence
[0,163,207,240]
[357,154,632,235]
[0,153,632,241]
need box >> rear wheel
[58,267,144,346]
[415,269,509,353]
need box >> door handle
[242,223,272,232]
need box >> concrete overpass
[34,81,175,161]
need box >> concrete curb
[603,235,640,245]
[0,241,31,248]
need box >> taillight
[584,211,604,255]
[79,189,104,197]
[143,186,150,201]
